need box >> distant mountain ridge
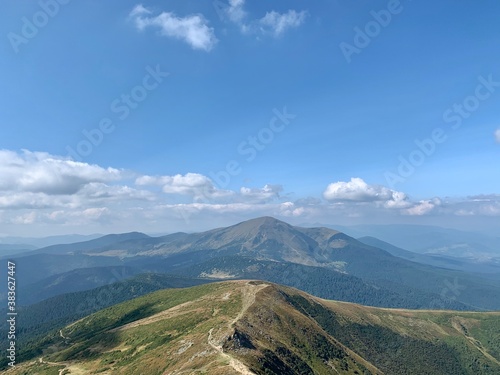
[358,236,500,276]
[0,233,104,248]
[21,231,150,256]
[4,217,500,311]
[330,223,500,259]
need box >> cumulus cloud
[1,149,499,235]
[322,178,453,216]
[129,4,218,51]
[403,198,441,216]
[0,192,72,210]
[136,175,284,204]
[11,211,37,225]
[0,150,152,212]
[0,149,121,195]
[240,184,283,203]
[323,177,409,207]
[258,10,307,36]
[279,201,306,217]
[225,0,247,23]
[136,173,234,201]
[46,207,111,225]
[495,128,500,143]
[383,191,412,209]
[478,204,500,216]
[452,195,500,216]
[220,0,306,37]
[79,183,154,201]
[468,194,500,202]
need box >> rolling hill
[0,273,216,363]
[5,280,500,374]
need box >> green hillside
[5,281,500,374]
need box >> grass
[6,281,500,375]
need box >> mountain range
[2,217,500,311]
[2,216,500,373]
[332,224,500,261]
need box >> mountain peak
[99,231,150,240]
[226,216,295,238]
[238,216,287,227]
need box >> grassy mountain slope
[6,281,500,375]
[174,255,470,310]
[17,266,139,305]
[0,274,214,366]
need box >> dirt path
[231,282,268,325]
[452,319,500,366]
[208,328,254,374]
[39,356,68,375]
[207,281,269,375]
[461,333,500,366]
[60,329,70,340]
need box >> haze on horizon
[1,0,499,237]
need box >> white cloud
[221,1,306,37]
[129,4,218,51]
[323,177,409,207]
[279,201,306,217]
[452,195,500,217]
[46,207,111,225]
[383,191,411,209]
[80,207,110,220]
[129,4,150,18]
[136,173,234,201]
[258,10,307,36]
[495,128,500,143]
[403,198,441,216]
[79,183,154,201]
[137,175,285,205]
[11,211,37,225]
[240,184,283,203]
[226,0,247,23]
[323,178,450,216]
[0,149,121,195]
[0,150,151,211]
[0,192,72,210]
[1,150,498,235]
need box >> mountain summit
[74,216,347,267]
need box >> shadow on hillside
[56,302,159,362]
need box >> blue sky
[0,0,499,236]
